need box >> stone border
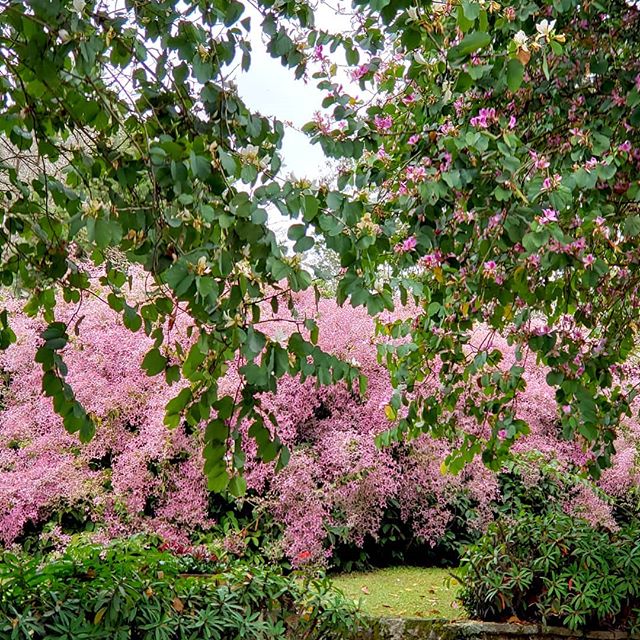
[357,619,638,640]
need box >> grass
[331,566,465,619]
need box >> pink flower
[508,115,517,129]
[312,111,331,135]
[619,140,632,153]
[470,107,497,129]
[313,45,325,61]
[483,260,497,275]
[542,174,562,191]
[350,64,369,81]
[584,157,598,172]
[439,121,455,135]
[420,251,443,268]
[406,165,426,182]
[377,147,390,161]
[530,150,550,170]
[583,253,596,268]
[611,89,626,107]
[401,236,417,252]
[374,114,393,131]
[497,429,507,440]
[526,254,541,269]
[537,208,559,225]
[440,152,452,172]
[402,93,417,105]
[408,134,420,145]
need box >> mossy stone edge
[358,619,639,640]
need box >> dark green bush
[458,511,640,631]
[0,536,361,639]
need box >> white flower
[195,256,210,276]
[406,6,419,21]
[442,80,453,103]
[72,0,86,14]
[272,329,288,348]
[238,145,265,169]
[58,29,70,42]
[414,51,428,65]
[535,19,556,41]
[513,30,529,48]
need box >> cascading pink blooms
[0,290,213,546]
[0,286,637,563]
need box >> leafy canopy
[0,0,639,485]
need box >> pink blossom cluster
[0,289,213,547]
[470,107,497,128]
[0,285,638,566]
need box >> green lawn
[331,566,465,619]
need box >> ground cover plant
[0,535,362,640]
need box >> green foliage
[0,0,362,490]
[305,0,640,476]
[327,494,481,573]
[458,512,640,631]
[0,536,362,639]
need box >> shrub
[458,511,640,631]
[0,535,362,639]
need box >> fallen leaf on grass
[172,597,184,613]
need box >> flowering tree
[305,0,640,475]
[0,290,217,546]
[1,0,640,487]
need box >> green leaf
[245,327,266,357]
[326,191,343,211]
[294,235,315,252]
[303,195,319,221]
[461,0,480,20]
[123,305,142,332]
[227,475,247,496]
[165,388,192,423]
[288,223,306,240]
[345,46,360,65]
[142,348,168,376]
[624,215,640,236]
[448,31,491,60]
[214,396,235,421]
[218,149,238,176]
[207,470,230,492]
[506,59,524,92]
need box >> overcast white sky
[234,3,354,180]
